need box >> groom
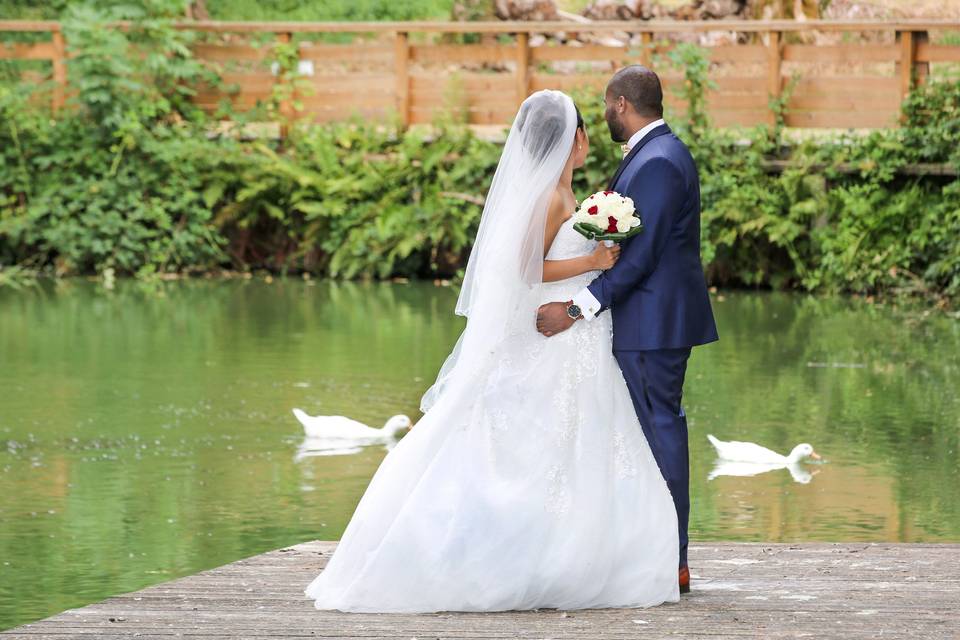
[536,65,718,593]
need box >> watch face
[567,304,581,319]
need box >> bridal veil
[421,90,577,413]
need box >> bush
[1,8,959,305]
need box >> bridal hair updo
[514,91,575,163]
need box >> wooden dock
[4,541,959,639]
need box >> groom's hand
[536,301,576,337]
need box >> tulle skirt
[304,283,679,612]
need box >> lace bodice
[541,216,601,300]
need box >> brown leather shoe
[679,565,690,594]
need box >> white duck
[292,409,412,441]
[706,434,821,464]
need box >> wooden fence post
[766,30,782,127]
[897,30,916,100]
[394,31,410,128]
[51,28,66,113]
[276,31,293,138]
[515,31,529,106]
[639,31,653,68]
[913,30,930,89]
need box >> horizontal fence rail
[2,19,959,130]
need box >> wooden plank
[303,74,395,91]
[897,30,916,98]
[707,44,767,64]
[193,94,272,109]
[412,109,518,126]
[5,541,959,639]
[0,41,55,60]
[192,43,271,62]
[713,76,767,92]
[534,44,628,64]
[410,94,519,113]
[529,73,608,91]
[297,43,393,63]
[785,109,899,128]
[782,43,900,63]
[708,92,770,109]
[210,73,277,92]
[409,44,517,64]
[712,109,777,127]
[298,92,390,108]
[667,92,768,110]
[305,108,391,123]
[915,42,960,62]
[0,20,61,31]
[530,44,629,63]
[791,76,899,95]
[394,31,410,127]
[787,91,901,110]
[411,73,514,92]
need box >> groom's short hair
[607,65,664,118]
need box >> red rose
[606,216,619,233]
[603,191,613,195]
[588,205,598,215]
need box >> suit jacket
[586,123,719,351]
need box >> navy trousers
[614,347,692,568]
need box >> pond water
[1,278,958,630]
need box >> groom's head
[604,65,664,143]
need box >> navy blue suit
[586,123,718,567]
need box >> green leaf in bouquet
[572,219,644,243]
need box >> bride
[304,90,679,612]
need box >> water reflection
[294,437,398,461]
[707,460,819,484]
[1,279,958,631]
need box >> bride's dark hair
[574,104,584,132]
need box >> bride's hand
[591,242,620,270]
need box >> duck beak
[810,451,822,460]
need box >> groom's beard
[606,111,627,143]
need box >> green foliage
[204,121,498,278]
[664,42,715,139]
[0,1,226,276]
[1,19,959,304]
[655,45,960,303]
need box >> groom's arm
[573,157,684,320]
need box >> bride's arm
[544,245,618,282]
[542,191,619,283]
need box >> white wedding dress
[304,217,680,612]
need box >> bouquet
[570,191,643,242]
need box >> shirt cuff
[572,287,601,321]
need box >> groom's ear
[613,95,627,114]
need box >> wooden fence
[2,19,960,130]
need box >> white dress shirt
[570,119,665,321]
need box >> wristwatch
[566,302,582,320]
